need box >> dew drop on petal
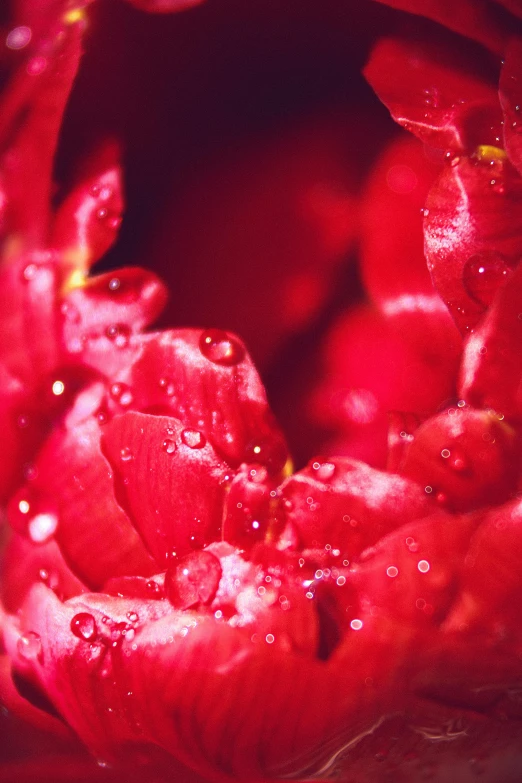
[28,512,58,543]
[199,329,245,366]
[6,25,32,50]
[181,429,206,449]
[70,613,98,642]
[165,550,222,609]
[120,447,133,462]
[17,631,41,661]
[312,461,336,482]
[463,253,511,308]
[162,439,176,454]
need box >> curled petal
[364,33,501,153]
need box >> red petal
[364,33,501,153]
[101,411,229,562]
[459,261,522,418]
[280,457,434,558]
[113,329,288,471]
[424,153,522,333]
[8,414,157,588]
[52,144,125,268]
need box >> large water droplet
[181,429,206,449]
[165,550,222,609]
[463,253,511,308]
[17,631,42,661]
[312,461,336,482]
[70,612,97,642]
[162,438,176,454]
[28,512,58,543]
[199,329,245,366]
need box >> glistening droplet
[165,550,222,609]
[17,631,42,661]
[463,253,511,308]
[199,329,245,366]
[181,429,206,449]
[70,613,97,642]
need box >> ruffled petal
[499,37,522,175]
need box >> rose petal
[125,0,204,12]
[101,411,229,562]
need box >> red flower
[2,2,522,782]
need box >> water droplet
[418,560,430,573]
[6,25,32,50]
[17,631,41,660]
[105,323,131,349]
[126,611,139,623]
[108,277,120,291]
[162,439,176,454]
[120,447,133,462]
[350,618,363,631]
[463,253,511,308]
[28,512,58,543]
[181,429,206,449]
[70,613,97,642]
[165,550,222,609]
[446,448,469,472]
[312,461,336,482]
[199,329,245,366]
[110,383,133,407]
[386,565,399,578]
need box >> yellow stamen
[475,145,507,161]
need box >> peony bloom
[1,1,522,782]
